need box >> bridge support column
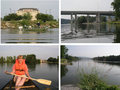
[75,14,78,33]
[96,13,100,23]
[108,16,112,22]
[87,14,89,24]
[71,14,73,33]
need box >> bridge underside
[61,11,115,33]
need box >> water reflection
[61,59,120,86]
[1,28,59,43]
[61,24,120,43]
[61,65,68,78]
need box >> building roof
[18,8,39,11]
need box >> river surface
[1,28,59,43]
[61,59,120,86]
[0,63,58,90]
[61,24,120,43]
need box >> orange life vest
[14,59,26,75]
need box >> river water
[1,28,59,43]
[0,63,58,90]
[61,24,120,43]
[61,59,120,86]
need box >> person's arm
[25,64,31,79]
[5,64,15,74]
[11,64,15,74]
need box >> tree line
[93,55,120,61]
[0,54,58,64]
[2,12,55,22]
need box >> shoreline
[1,20,59,29]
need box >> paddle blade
[36,79,52,85]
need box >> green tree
[101,16,107,22]
[0,56,5,63]
[47,57,58,62]
[36,13,54,22]
[111,0,120,20]
[22,13,32,20]
[3,13,22,21]
[61,45,68,59]
[77,16,87,24]
[26,54,36,64]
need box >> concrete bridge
[61,11,114,33]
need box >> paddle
[5,72,52,85]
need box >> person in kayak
[11,55,31,90]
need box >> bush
[78,70,119,90]
[19,20,30,27]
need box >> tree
[3,13,22,21]
[77,16,87,24]
[26,54,36,64]
[22,13,32,20]
[61,45,68,59]
[47,57,58,62]
[111,0,120,20]
[36,13,54,22]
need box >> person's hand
[4,71,8,74]
[28,76,31,80]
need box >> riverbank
[1,20,59,29]
[61,85,80,90]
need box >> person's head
[17,55,23,64]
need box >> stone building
[16,8,39,21]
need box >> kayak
[2,78,39,90]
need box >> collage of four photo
[1,0,120,90]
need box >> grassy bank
[1,20,59,29]
[78,70,120,90]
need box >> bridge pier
[96,13,100,23]
[71,14,73,33]
[108,16,112,22]
[87,14,89,24]
[75,14,78,33]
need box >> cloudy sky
[61,0,114,19]
[0,45,58,59]
[1,0,59,19]
[61,0,114,11]
[66,45,120,58]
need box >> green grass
[78,69,120,90]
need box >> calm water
[61,24,120,43]
[1,28,59,43]
[61,59,120,86]
[0,63,58,90]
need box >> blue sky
[66,45,120,58]
[0,45,59,59]
[1,0,59,19]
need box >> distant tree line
[0,54,58,64]
[61,19,71,24]
[93,55,120,61]
[47,57,59,63]
[77,16,106,24]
